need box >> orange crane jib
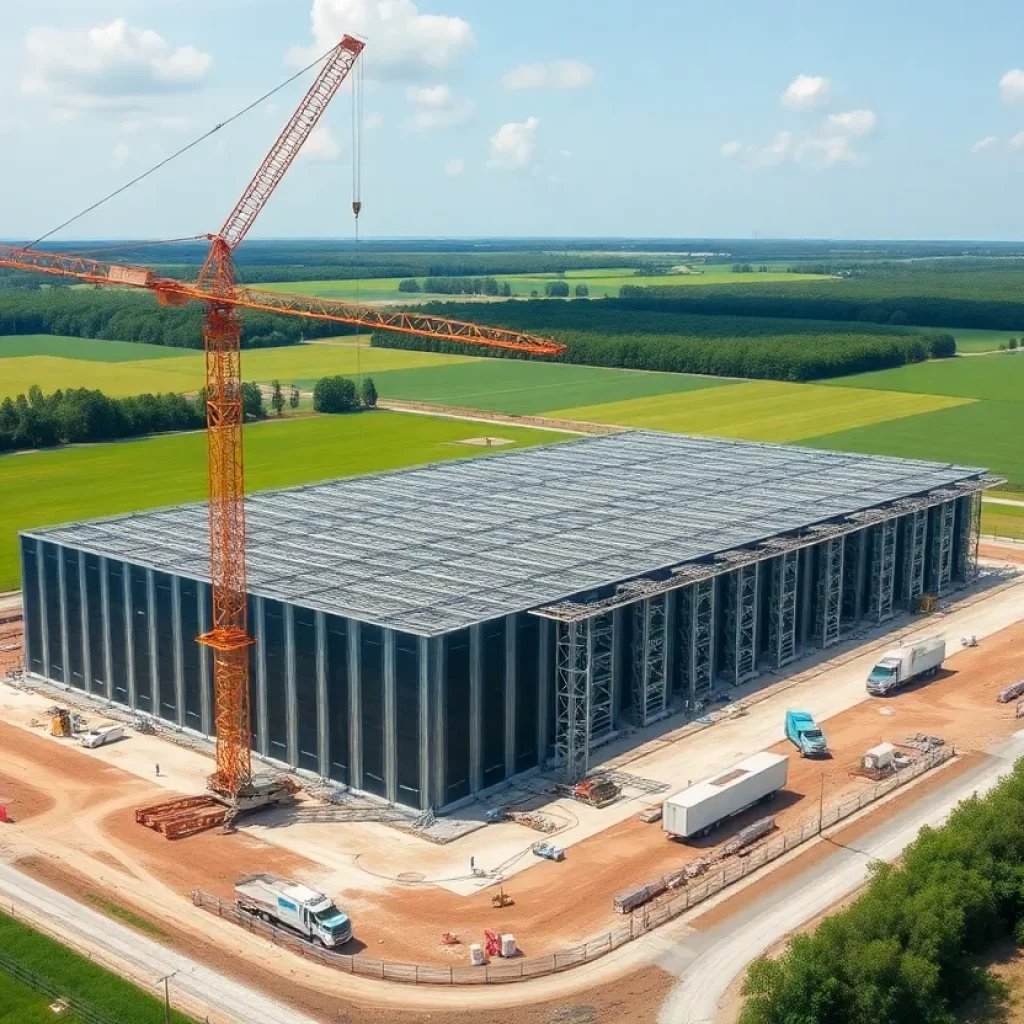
[0,32,563,802]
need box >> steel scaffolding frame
[554,620,590,783]
[841,531,861,623]
[590,612,614,743]
[868,519,897,623]
[968,491,982,580]
[902,509,928,607]
[930,500,956,596]
[721,562,759,685]
[814,537,844,649]
[677,578,716,702]
[632,596,668,726]
[767,551,799,668]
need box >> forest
[741,758,1024,1024]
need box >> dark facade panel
[264,599,288,762]
[360,624,385,797]
[395,632,420,805]
[515,613,539,773]
[64,549,85,690]
[154,572,176,719]
[42,544,64,684]
[179,578,203,731]
[22,539,42,676]
[246,595,259,748]
[130,565,153,713]
[481,618,506,789]
[107,561,128,704]
[445,628,471,804]
[326,615,349,784]
[294,606,318,773]
[84,554,105,695]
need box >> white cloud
[406,83,475,128]
[796,134,857,167]
[488,116,539,168]
[1001,69,1024,105]
[300,123,340,160]
[291,0,473,79]
[111,141,130,169]
[781,74,831,110]
[720,140,742,158]
[23,18,212,111]
[827,109,876,137]
[503,60,595,90]
[970,135,998,153]
[1010,130,1024,150]
[753,131,792,167]
[446,157,465,176]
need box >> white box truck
[663,752,789,840]
[866,637,945,696]
[80,724,124,748]
[234,874,352,947]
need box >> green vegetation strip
[740,757,1024,1024]
[0,911,193,1023]
[0,409,561,590]
[82,895,167,939]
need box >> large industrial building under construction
[19,431,990,810]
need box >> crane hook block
[352,201,362,219]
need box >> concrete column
[315,611,329,777]
[38,540,50,680]
[469,623,483,794]
[348,620,362,789]
[197,583,212,736]
[284,604,298,768]
[419,635,431,810]
[431,637,446,807]
[171,577,185,727]
[253,597,268,757]
[78,551,91,695]
[56,546,69,687]
[537,617,551,767]
[147,569,160,718]
[100,557,113,699]
[504,614,517,780]
[383,628,397,804]
[124,566,136,709]
[799,546,814,646]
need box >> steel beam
[632,595,669,724]
[767,551,799,668]
[814,537,844,649]
[868,519,897,623]
[902,509,928,608]
[722,563,759,685]
[590,612,614,743]
[555,619,590,783]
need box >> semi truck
[663,752,789,840]
[234,874,352,947]
[784,710,828,757]
[866,637,945,696]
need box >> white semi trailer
[663,752,789,840]
[234,874,352,947]
[866,637,945,696]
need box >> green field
[981,499,1024,540]
[0,970,64,1024]
[0,410,560,590]
[943,328,1024,353]
[0,335,471,400]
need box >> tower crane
[1,33,563,833]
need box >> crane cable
[25,43,344,251]
[351,52,364,388]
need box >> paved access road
[657,731,1024,1024]
[0,864,320,1024]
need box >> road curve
[658,731,1024,1024]
[0,863,320,1024]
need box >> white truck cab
[235,874,352,947]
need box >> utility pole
[817,774,825,833]
[156,971,177,1024]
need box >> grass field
[0,970,63,1024]
[0,911,193,1023]
[549,382,970,443]
[0,335,471,400]
[981,500,1024,540]
[0,410,560,590]
[943,328,1024,353]
[827,353,1024,402]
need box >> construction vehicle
[866,637,945,696]
[48,708,72,738]
[784,710,828,758]
[80,723,124,749]
[533,841,565,861]
[572,778,620,807]
[234,874,352,947]
[1,33,563,839]
[663,752,788,840]
[490,885,514,908]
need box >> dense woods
[371,300,953,381]
[741,758,1024,1024]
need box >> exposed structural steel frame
[589,613,615,744]
[721,561,759,685]
[868,519,897,624]
[767,550,799,669]
[816,536,844,649]
[676,579,716,703]
[632,596,669,727]
[555,620,590,784]
[930,500,956,596]
[903,509,928,606]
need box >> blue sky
[3,0,1024,241]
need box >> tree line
[741,756,1024,1024]
[398,276,511,296]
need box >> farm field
[0,970,59,1024]
[0,334,471,400]
[549,381,969,443]
[0,410,561,591]
[942,327,1024,353]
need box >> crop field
[0,410,560,590]
[0,335,471,399]
[943,328,1023,353]
[549,382,969,443]
[0,970,59,1024]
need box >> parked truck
[80,724,124,749]
[234,874,352,947]
[663,752,789,840]
[784,710,828,758]
[866,637,945,696]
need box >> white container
[863,742,896,771]
[663,752,788,839]
[500,934,517,958]
[469,943,485,966]
[80,724,124,748]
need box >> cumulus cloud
[720,140,742,158]
[488,116,539,168]
[299,123,340,160]
[753,131,793,167]
[1010,130,1024,150]
[726,107,877,170]
[446,157,465,176]
[502,60,595,90]
[970,135,998,153]
[22,18,212,112]
[1001,69,1024,105]
[781,74,831,110]
[406,83,475,128]
[827,109,876,137]
[291,0,473,79]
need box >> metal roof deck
[26,431,986,636]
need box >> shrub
[545,281,570,298]
[360,376,378,408]
[313,375,359,413]
[398,278,421,293]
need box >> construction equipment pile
[998,680,1024,704]
[903,733,946,753]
